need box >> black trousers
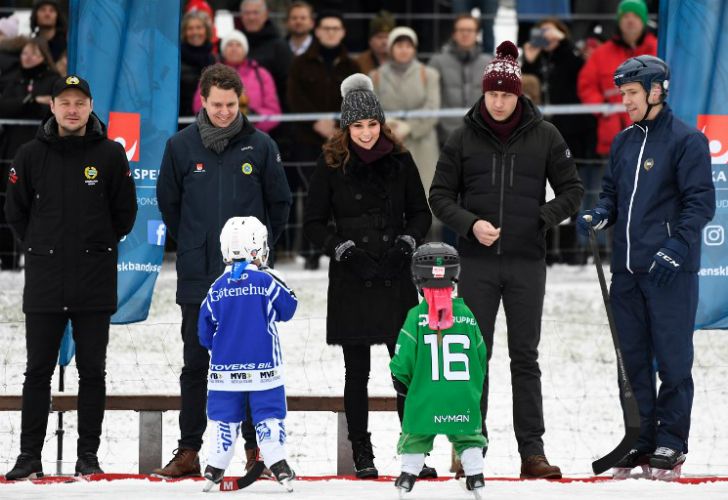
[178,304,256,451]
[342,343,404,443]
[459,254,547,458]
[21,312,110,458]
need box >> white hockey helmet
[219,216,269,265]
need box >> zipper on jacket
[497,152,506,255]
[509,154,515,187]
[491,153,497,186]
[626,125,648,273]
[666,220,672,237]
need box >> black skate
[5,453,43,480]
[394,472,417,497]
[352,435,378,479]
[202,465,225,492]
[465,473,485,500]
[418,455,437,479]
[649,447,685,481]
[611,448,651,479]
[75,452,103,476]
[270,459,295,492]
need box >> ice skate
[270,459,295,492]
[649,447,685,481]
[202,465,225,492]
[465,473,484,500]
[611,449,651,479]
[394,472,417,498]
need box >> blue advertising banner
[659,0,728,328]
[68,0,180,324]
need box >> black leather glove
[337,241,379,281]
[380,236,415,278]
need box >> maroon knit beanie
[482,41,522,95]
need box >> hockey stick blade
[588,227,641,475]
[219,461,266,491]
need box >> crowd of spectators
[0,0,659,270]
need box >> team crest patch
[66,76,80,85]
[194,162,206,173]
[8,167,18,184]
[643,158,655,171]
[242,162,253,175]
[84,166,98,185]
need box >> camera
[529,27,549,48]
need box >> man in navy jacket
[156,63,291,477]
[579,55,715,478]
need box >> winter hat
[315,9,345,29]
[220,30,249,55]
[617,0,648,26]
[386,26,418,53]
[339,73,385,129]
[482,40,522,95]
[0,16,19,38]
[369,10,395,38]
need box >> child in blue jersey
[198,216,298,492]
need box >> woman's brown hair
[322,122,404,169]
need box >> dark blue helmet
[613,55,670,97]
[411,242,460,290]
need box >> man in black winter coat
[155,63,291,478]
[429,41,583,479]
[3,75,137,480]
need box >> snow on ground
[1,255,728,499]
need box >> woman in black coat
[304,74,431,479]
[179,11,216,118]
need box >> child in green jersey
[390,242,487,498]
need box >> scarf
[196,108,244,154]
[480,98,523,143]
[350,134,394,164]
[423,287,454,331]
[389,58,415,75]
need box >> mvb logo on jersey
[108,111,141,162]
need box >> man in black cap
[3,75,137,480]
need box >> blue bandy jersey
[198,263,298,391]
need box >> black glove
[380,237,415,278]
[338,243,379,281]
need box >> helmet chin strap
[640,91,663,122]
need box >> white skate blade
[278,476,294,492]
[398,487,411,499]
[651,463,682,482]
[612,464,651,480]
[202,479,217,492]
[471,487,484,500]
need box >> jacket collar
[465,95,542,145]
[302,38,349,64]
[37,111,107,146]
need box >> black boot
[5,453,43,480]
[466,473,485,491]
[394,472,417,492]
[75,452,103,476]
[202,464,225,491]
[351,434,378,479]
[269,460,295,491]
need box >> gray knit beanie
[339,74,385,129]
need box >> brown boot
[152,448,201,478]
[245,447,274,479]
[520,455,562,479]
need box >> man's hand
[472,220,500,246]
[576,208,609,236]
[649,238,688,287]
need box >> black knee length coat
[304,148,432,346]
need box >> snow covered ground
[1,254,728,499]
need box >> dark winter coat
[596,105,715,274]
[179,42,216,117]
[521,39,596,159]
[157,115,292,305]
[0,64,59,162]
[303,149,431,346]
[236,19,292,109]
[429,96,584,260]
[3,113,137,313]
[287,40,360,148]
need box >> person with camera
[577,56,715,479]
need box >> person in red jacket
[577,0,656,156]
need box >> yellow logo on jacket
[242,162,253,175]
[84,166,98,186]
[644,158,655,171]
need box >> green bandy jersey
[390,298,487,435]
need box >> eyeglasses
[318,26,343,32]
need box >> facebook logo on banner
[147,220,166,246]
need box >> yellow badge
[644,158,654,171]
[242,162,253,175]
[84,166,98,180]
[66,76,80,85]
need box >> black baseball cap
[52,75,92,99]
